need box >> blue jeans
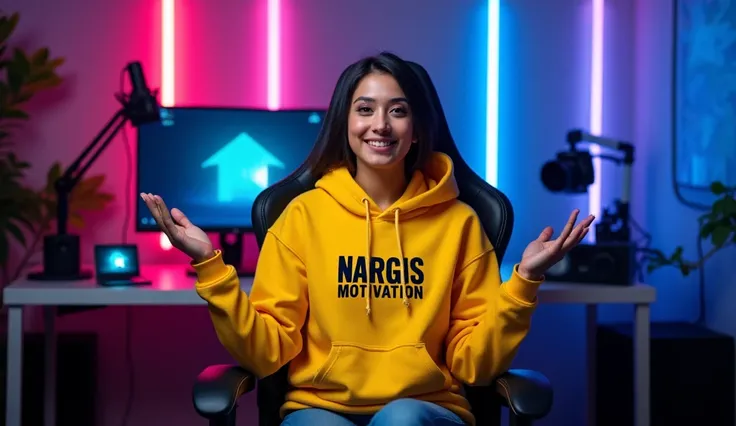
[281,398,466,425]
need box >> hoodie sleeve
[445,217,543,386]
[194,208,308,379]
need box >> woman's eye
[357,106,372,113]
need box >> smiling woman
[306,53,437,179]
[142,51,591,426]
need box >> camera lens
[541,161,570,192]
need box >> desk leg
[586,304,597,426]
[634,304,650,426]
[43,307,58,426]
[5,306,23,426]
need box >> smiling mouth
[365,140,397,148]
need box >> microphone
[125,61,160,126]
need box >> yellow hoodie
[194,152,541,425]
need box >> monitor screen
[136,107,325,232]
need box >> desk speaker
[545,242,637,285]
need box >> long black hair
[307,52,438,179]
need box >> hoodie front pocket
[311,342,448,404]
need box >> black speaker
[596,322,735,426]
[545,242,636,285]
[27,234,92,280]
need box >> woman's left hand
[517,209,595,281]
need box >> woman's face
[347,72,415,173]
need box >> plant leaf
[710,181,727,195]
[30,47,49,67]
[69,213,85,229]
[711,225,731,247]
[0,13,20,45]
[5,220,25,246]
[45,162,62,192]
[1,108,28,119]
[74,174,105,194]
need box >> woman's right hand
[141,193,215,263]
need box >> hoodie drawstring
[361,199,409,317]
[394,208,409,308]
[362,198,372,316]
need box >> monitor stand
[187,232,255,278]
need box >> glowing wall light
[160,0,176,250]
[588,0,604,242]
[267,0,281,110]
[486,0,499,186]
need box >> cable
[117,66,136,426]
[695,216,706,325]
[120,306,135,426]
[633,214,707,325]
[629,215,652,283]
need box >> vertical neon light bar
[267,0,281,110]
[486,0,500,186]
[588,0,604,242]
[160,0,176,250]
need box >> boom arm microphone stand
[28,61,161,281]
[566,129,636,243]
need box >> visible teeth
[367,140,394,147]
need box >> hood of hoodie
[315,152,459,221]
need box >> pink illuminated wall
[155,0,282,251]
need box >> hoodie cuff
[503,264,544,305]
[191,250,229,286]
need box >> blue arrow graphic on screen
[201,132,285,203]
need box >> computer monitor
[136,107,325,273]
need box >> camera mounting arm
[566,129,635,204]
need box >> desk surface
[3,264,656,306]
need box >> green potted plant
[644,181,735,276]
[0,11,114,289]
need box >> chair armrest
[494,369,553,419]
[192,364,256,418]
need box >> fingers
[537,226,554,242]
[562,223,586,251]
[171,208,192,228]
[153,195,178,235]
[553,209,580,251]
[577,227,590,244]
[140,193,177,239]
[141,193,167,234]
[562,214,595,251]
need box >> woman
[141,52,593,426]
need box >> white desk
[3,265,655,426]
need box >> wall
[633,0,736,367]
[7,1,733,426]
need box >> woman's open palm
[518,209,595,280]
[140,193,214,263]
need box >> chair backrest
[250,62,513,426]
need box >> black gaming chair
[192,62,554,426]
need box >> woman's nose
[372,114,391,133]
